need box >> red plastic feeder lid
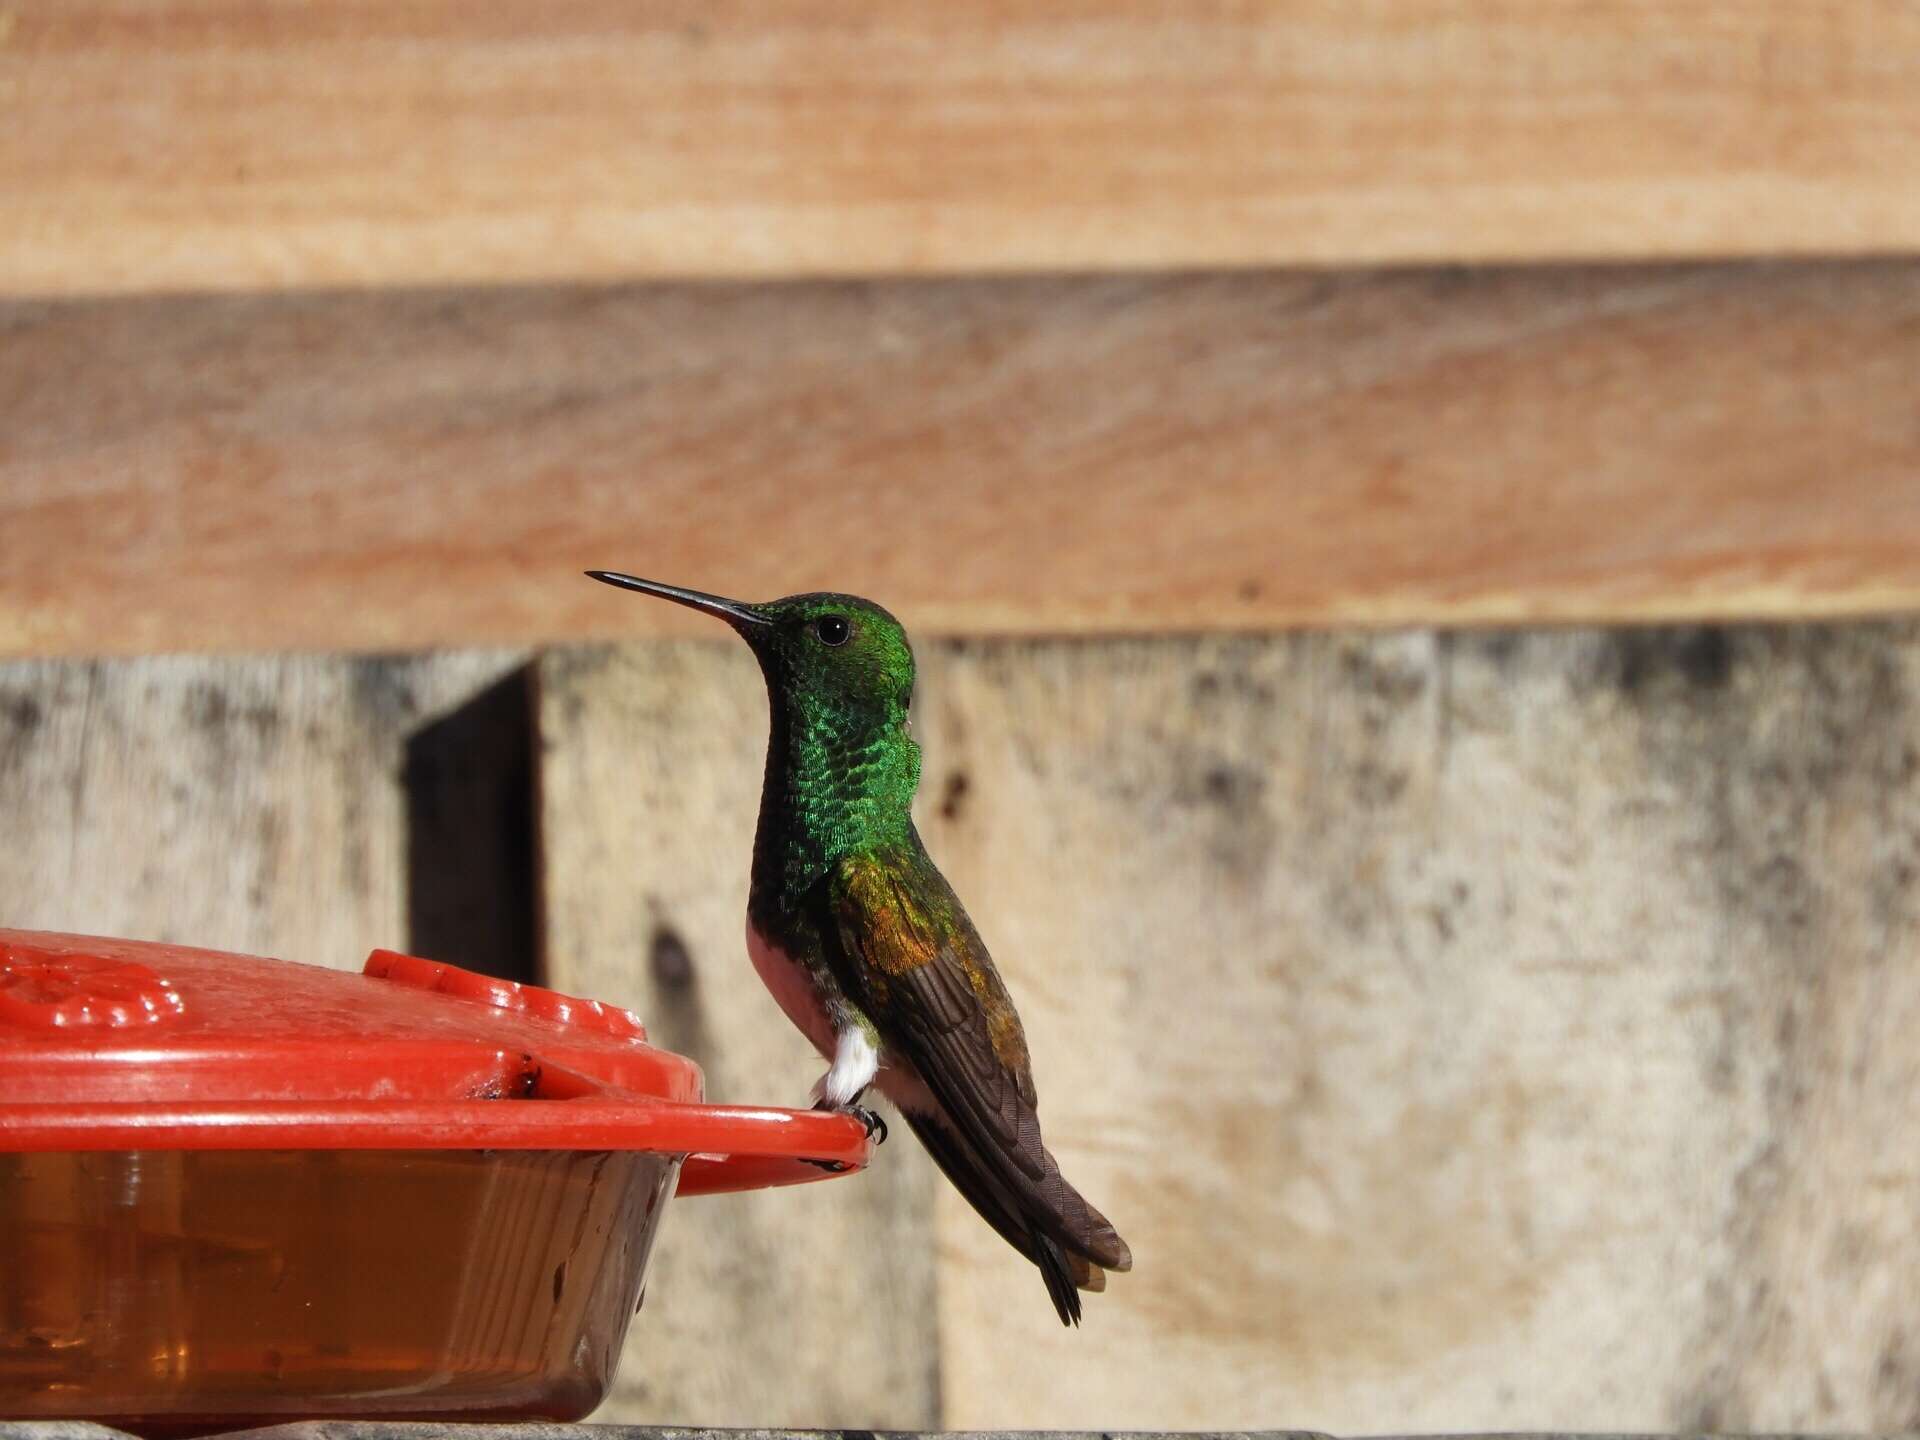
[0,930,868,1195]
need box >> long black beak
[585,571,771,629]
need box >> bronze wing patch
[824,848,1044,1178]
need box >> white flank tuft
[816,1025,880,1107]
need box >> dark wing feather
[836,854,1041,1168]
[820,841,1132,1294]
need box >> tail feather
[902,1105,1128,1326]
[1044,1166,1132,1273]
[1034,1232,1084,1326]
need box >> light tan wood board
[9,263,1920,660]
[8,4,1920,294]
[0,651,521,966]
[921,628,1920,1431]
[542,626,1920,1432]
[536,643,941,1430]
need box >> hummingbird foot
[856,1105,890,1145]
[813,1096,889,1145]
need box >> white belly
[745,919,837,1060]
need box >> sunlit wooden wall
[4,5,1920,1435]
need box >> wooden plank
[0,651,523,967]
[902,625,1920,1432]
[534,626,1920,1431]
[535,642,941,1429]
[7,4,1920,295]
[7,626,1920,1429]
[7,263,1920,659]
[0,645,931,1426]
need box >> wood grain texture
[7,3,1920,295]
[535,643,941,1430]
[0,651,522,966]
[905,626,1920,1433]
[8,262,1920,659]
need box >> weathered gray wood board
[0,652,522,968]
[543,629,1920,1435]
[5,631,1916,1433]
[537,644,942,1430]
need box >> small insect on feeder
[0,929,869,1433]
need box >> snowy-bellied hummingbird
[587,572,1132,1324]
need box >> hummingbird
[587,572,1132,1324]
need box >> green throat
[749,676,922,925]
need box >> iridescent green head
[587,572,915,718]
[589,572,922,879]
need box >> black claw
[810,1097,888,1145]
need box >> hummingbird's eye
[814,615,852,647]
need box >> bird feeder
[0,929,869,1433]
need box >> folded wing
[819,840,1131,1323]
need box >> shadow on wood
[402,665,539,984]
